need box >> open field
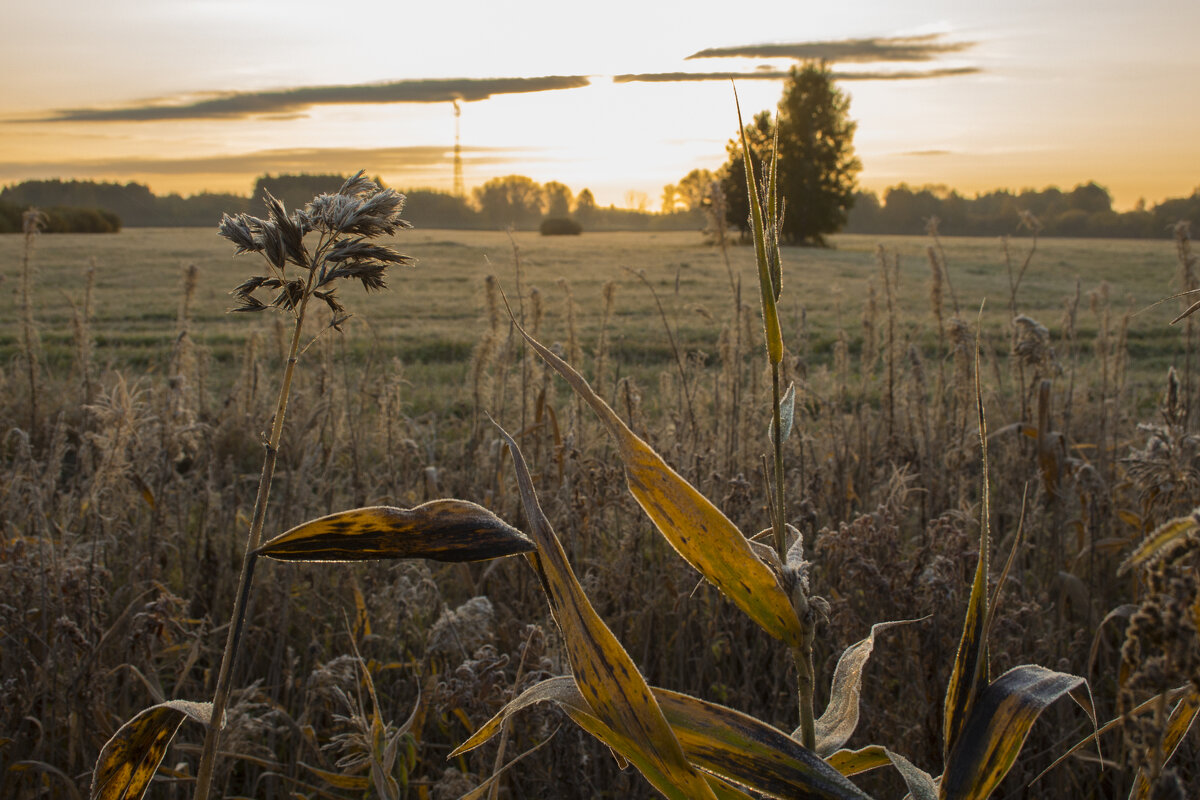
[0,227,1187,407]
[2,223,1199,799]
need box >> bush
[0,202,121,233]
[42,206,122,233]
[0,201,21,233]
[539,216,582,236]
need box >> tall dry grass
[1,184,1198,798]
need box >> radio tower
[452,99,464,198]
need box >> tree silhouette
[721,63,861,246]
[675,168,716,211]
[543,181,574,218]
[473,175,545,229]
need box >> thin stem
[193,287,313,800]
[20,218,40,437]
[769,364,786,557]
[792,643,817,751]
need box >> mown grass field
[0,227,1185,408]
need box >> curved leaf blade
[767,381,796,445]
[734,88,783,365]
[1128,690,1200,800]
[941,664,1087,800]
[456,676,872,800]
[1031,684,1190,785]
[654,685,873,799]
[502,301,804,648]
[255,500,534,562]
[497,426,719,800]
[1118,508,1200,575]
[91,701,211,800]
[944,335,992,763]
[452,678,746,800]
[826,746,891,778]
[827,746,938,800]
[813,618,926,756]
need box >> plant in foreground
[93,139,1097,799]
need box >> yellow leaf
[90,700,211,800]
[256,500,534,562]
[299,762,371,791]
[1117,509,1142,530]
[497,426,719,800]
[1128,690,1200,800]
[502,302,805,649]
[826,746,937,800]
[1118,508,1200,575]
[826,746,891,778]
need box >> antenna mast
[452,99,464,198]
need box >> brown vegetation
[1,193,1198,798]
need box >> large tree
[721,63,861,246]
[473,175,545,229]
[542,181,574,217]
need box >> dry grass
[1,213,1198,798]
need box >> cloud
[29,76,591,123]
[687,34,974,63]
[613,67,980,83]
[901,149,953,157]
[0,145,528,181]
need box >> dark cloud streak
[31,76,591,123]
[0,145,530,180]
[614,66,981,83]
[687,34,974,63]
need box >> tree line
[844,182,1200,239]
[2,146,1197,239]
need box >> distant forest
[2,173,1198,239]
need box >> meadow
[0,227,1184,402]
[1,218,1198,799]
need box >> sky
[2,0,1197,210]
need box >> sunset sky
[2,0,1197,210]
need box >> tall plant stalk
[19,209,46,436]
[192,290,310,798]
[735,89,817,749]
[193,173,412,800]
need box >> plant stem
[792,642,817,751]
[772,362,816,750]
[769,364,786,557]
[193,290,312,800]
[20,219,40,437]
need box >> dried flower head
[220,170,414,319]
[1012,314,1059,374]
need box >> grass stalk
[19,209,45,437]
